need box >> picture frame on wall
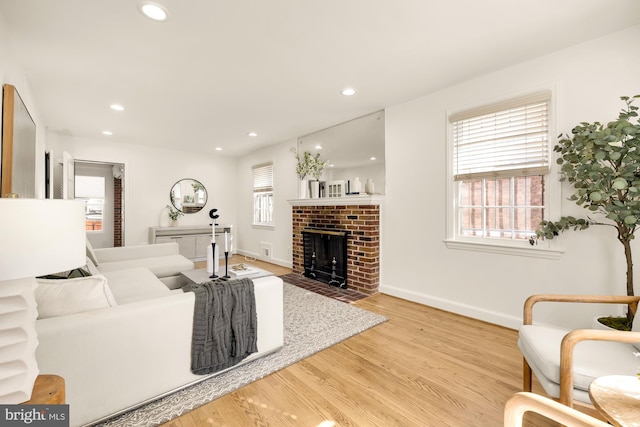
[1,84,36,198]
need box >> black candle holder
[223,251,230,279]
[209,242,218,279]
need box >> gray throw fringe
[183,278,257,375]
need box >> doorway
[74,161,125,249]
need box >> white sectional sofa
[34,243,284,427]
[87,241,194,289]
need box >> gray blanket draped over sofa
[182,278,258,374]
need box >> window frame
[445,90,563,259]
[252,163,274,227]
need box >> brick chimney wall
[292,204,380,294]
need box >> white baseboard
[236,249,293,269]
[378,283,521,330]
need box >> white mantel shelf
[288,194,384,207]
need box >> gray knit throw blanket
[182,278,257,375]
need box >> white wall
[46,133,238,246]
[381,25,640,330]
[235,138,298,267]
[0,15,45,198]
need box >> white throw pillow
[35,275,117,319]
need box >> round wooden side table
[589,375,640,427]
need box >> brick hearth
[291,203,380,294]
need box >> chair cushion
[518,325,639,394]
[632,312,640,351]
[101,268,171,304]
[96,255,193,278]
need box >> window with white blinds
[253,163,274,226]
[451,92,550,181]
[253,163,273,192]
[448,92,552,245]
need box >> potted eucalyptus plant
[166,204,183,227]
[536,95,640,329]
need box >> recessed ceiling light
[247,132,258,137]
[329,163,335,168]
[215,147,223,151]
[315,144,322,150]
[370,156,377,161]
[138,2,169,21]
[110,104,124,111]
[341,88,357,96]
[102,131,113,136]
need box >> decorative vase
[310,180,320,198]
[298,179,308,199]
[352,177,361,194]
[170,219,178,227]
[365,178,374,194]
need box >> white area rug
[98,282,387,427]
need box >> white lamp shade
[0,199,85,403]
[0,199,86,280]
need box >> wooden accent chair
[504,392,608,427]
[517,294,640,407]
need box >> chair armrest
[504,392,608,427]
[523,294,640,325]
[559,329,640,406]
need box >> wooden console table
[23,374,65,404]
[589,375,640,426]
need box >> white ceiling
[1,0,640,158]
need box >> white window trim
[444,88,564,259]
[252,162,275,227]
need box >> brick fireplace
[291,197,381,294]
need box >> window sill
[252,224,275,230]
[444,239,564,260]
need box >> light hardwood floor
[166,259,602,426]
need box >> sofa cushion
[86,239,99,266]
[518,324,639,393]
[101,267,172,304]
[35,275,117,319]
[96,255,193,278]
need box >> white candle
[224,231,228,252]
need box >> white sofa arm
[36,292,196,427]
[94,242,180,263]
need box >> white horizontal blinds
[253,163,273,193]
[451,91,550,181]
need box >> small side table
[23,374,65,404]
[589,375,640,427]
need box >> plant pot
[170,220,178,227]
[593,315,631,331]
[310,180,320,198]
[298,179,308,199]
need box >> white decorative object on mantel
[365,178,374,194]
[326,180,345,198]
[298,179,308,199]
[351,177,361,193]
[0,199,85,403]
[309,180,320,198]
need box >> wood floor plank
[161,261,604,426]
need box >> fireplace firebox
[302,228,348,288]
